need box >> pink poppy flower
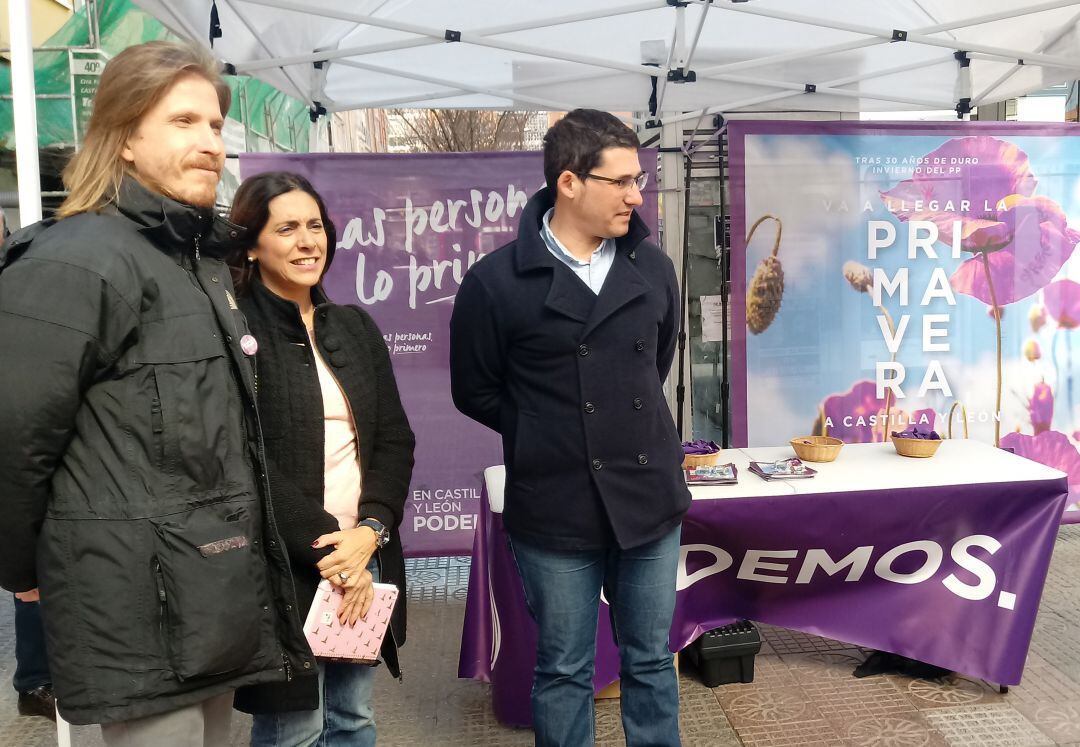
[950,196,1080,306]
[1029,381,1054,434]
[1043,279,1080,329]
[1001,430,1080,486]
[880,136,1079,306]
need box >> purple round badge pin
[240,334,258,356]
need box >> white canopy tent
[11,0,1080,217]
[130,0,1080,124]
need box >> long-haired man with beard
[0,41,315,745]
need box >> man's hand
[14,588,40,603]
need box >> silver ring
[338,572,349,582]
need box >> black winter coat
[0,180,314,725]
[234,277,414,714]
[449,187,691,550]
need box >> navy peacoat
[450,187,690,550]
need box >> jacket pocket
[151,501,264,680]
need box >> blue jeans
[251,558,380,747]
[13,596,50,692]
[509,526,682,747]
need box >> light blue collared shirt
[540,208,616,295]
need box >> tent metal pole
[711,0,1080,70]
[697,38,887,78]
[972,7,1080,105]
[328,59,599,117]
[675,147,692,439]
[664,90,818,128]
[681,0,710,75]
[653,26,679,117]
[823,55,956,88]
[220,0,314,105]
[154,1,211,54]
[700,71,954,109]
[674,4,687,72]
[8,0,41,225]
[240,0,666,40]
[236,38,438,73]
[967,49,1080,72]
[238,0,665,79]
[233,4,663,75]
[904,34,1080,69]
[913,0,1080,34]
[473,1,667,36]
[693,2,1079,80]
[357,65,656,110]
[716,123,730,449]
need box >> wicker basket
[789,436,843,463]
[683,451,722,469]
[892,436,943,458]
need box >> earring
[247,255,256,263]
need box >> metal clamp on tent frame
[309,101,326,122]
[954,50,972,118]
[444,29,461,42]
[668,69,697,83]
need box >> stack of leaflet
[748,457,817,481]
[684,463,738,486]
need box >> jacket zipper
[153,559,172,666]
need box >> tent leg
[8,0,42,226]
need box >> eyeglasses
[579,171,649,192]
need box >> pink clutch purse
[303,580,399,662]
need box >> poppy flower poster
[729,121,1080,515]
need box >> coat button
[268,540,277,548]
[633,398,643,410]
[211,275,220,283]
[629,250,636,260]
[635,339,645,351]
[323,336,341,351]
[584,402,595,414]
[229,230,238,238]
[578,344,590,357]
[303,661,312,669]
[330,353,346,367]
[638,453,649,465]
[591,459,603,471]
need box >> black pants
[12,596,50,692]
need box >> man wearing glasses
[451,108,688,747]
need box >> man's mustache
[186,157,223,174]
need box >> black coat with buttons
[450,187,690,550]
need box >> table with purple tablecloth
[458,440,1069,727]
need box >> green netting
[0,0,310,151]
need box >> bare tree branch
[388,108,540,152]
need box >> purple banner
[727,121,1080,521]
[460,475,1067,726]
[240,152,658,555]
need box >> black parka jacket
[449,187,691,550]
[0,180,315,725]
[234,277,414,714]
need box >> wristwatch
[359,518,391,548]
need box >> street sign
[69,49,109,146]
